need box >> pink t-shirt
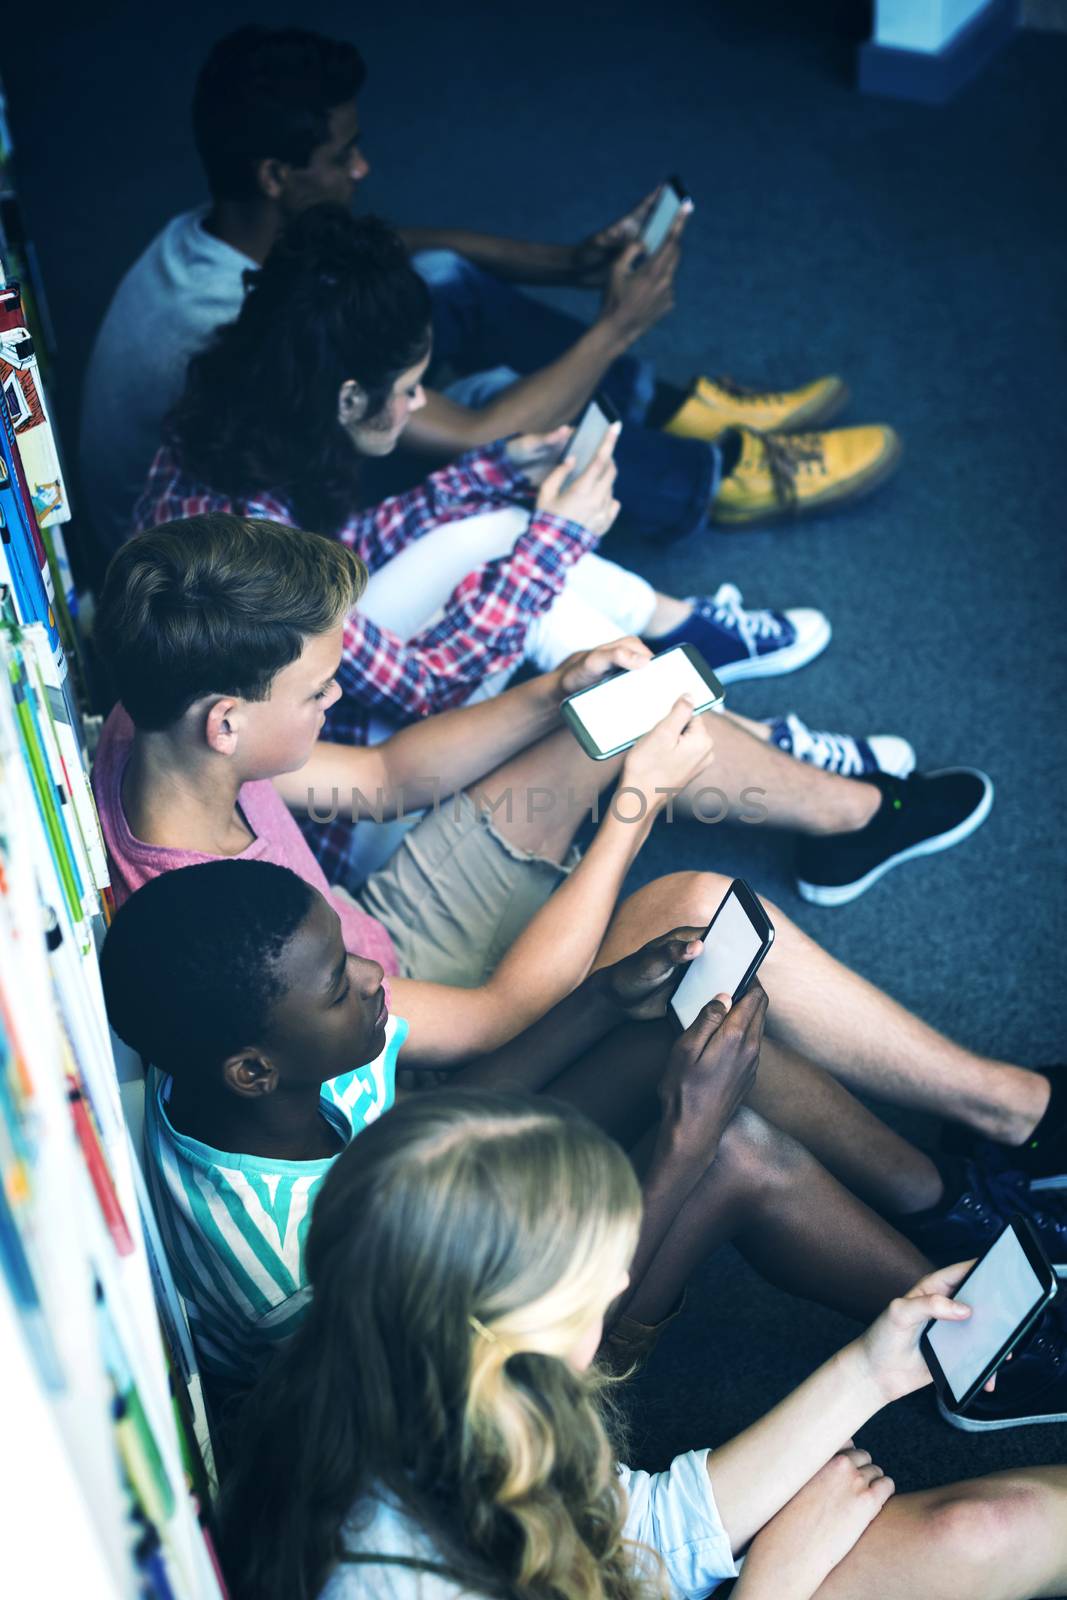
[92,706,399,976]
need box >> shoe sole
[796,767,994,907]
[713,615,832,685]
[939,1393,1067,1433]
[712,431,904,528]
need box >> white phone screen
[928,1228,1046,1401]
[671,892,764,1028]
[563,400,612,487]
[567,648,719,755]
[642,185,683,254]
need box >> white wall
[875,0,992,50]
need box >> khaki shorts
[345,793,579,986]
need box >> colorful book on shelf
[3,628,87,937]
[0,283,70,526]
[29,620,108,896]
[0,382,63,668]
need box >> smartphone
[561,393,620,489]
[920,1217,1057,1414]
[640,176,690,255]
[560,643,724,761]
[668,879,774,1031]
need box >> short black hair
[101,861,318,1078]
[193,25,366,201]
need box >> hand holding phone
[667,879,774,1029]
[537,408,621,536]
[640,176,692,255]
[657,980,769,1154]
[558,394,620,489]
[919,1219,1056,1411]
[561,643,724,761]
[602,184,688,342]
[599,926,708,1021]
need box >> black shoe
[901,1161,1067,1273]
[942,1066,1067,1187]
[795,768,993,906]
[940,1298,1067,1432]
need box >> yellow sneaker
[664,373,849,440]
[711,425,902,527]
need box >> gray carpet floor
[6,0,1067,1581]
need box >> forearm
[483,806,656,1028]
[398,226,579,285]
[278,672,564,821]
[395,803,656,1063]
[456,971,624,1092]
[708,1343,886,1552]
[625,1119,723,1298]
[375,673,564,812]
[404,320,631,458]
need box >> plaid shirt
[132,439,600,884]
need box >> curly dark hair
[100,861,318,1078]
[169,205,432,536]
[193,26,366,202]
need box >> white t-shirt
[79,206,252,550]
[322,1452,739,1599]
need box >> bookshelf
[0,69,225,1600]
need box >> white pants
[341,509,658,881]
[359,507,656,675]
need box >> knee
[666,870,735,930]
[715,1106,806,1192]
[921,1483,1049,1572]
[409,247,480,289]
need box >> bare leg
[617,1107,932,1327]
[814,1470,1067,1600]
[726,708,775,741]
[465,714,879,866]
[645,594,693,635]
[528,1027,932,1325]
[592,871,1048,1143]
[750,1039,943,1215]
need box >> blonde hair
[222,1091,663,1600]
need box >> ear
[222,1049,279,1098]
[338,379,369,426]
[254,156,291,202]
[203,696,242,757]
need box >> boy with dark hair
[80,23,897,552]
[94,510,993,910]
[88,511,1067,1266]
[102,858,1067,1429]
[191,26,367,206]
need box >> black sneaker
[901,1161,1067,1274]
[940,1298,1067,1432]
[795,768,993,906]
[942,1066,1067,1187]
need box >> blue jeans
[412,250,719,544]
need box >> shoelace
[702,583,785,651]
[963,1163,1067,1247]
[755,432,827,509]
[710,373,794,405]
[785,717,866,777]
